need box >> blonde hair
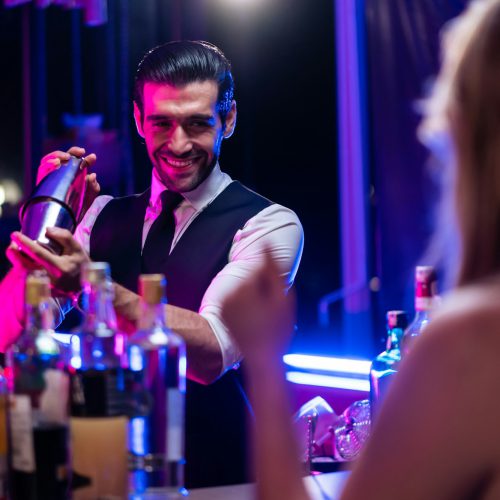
[420,0,500,287]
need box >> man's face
[134,80,236,193]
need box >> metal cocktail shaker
[19,156,88,255]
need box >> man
[5,41,303,488]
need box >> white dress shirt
[74,164,304,374]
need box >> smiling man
[137,79,234,193]
[6,41,303,489]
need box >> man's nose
[168,126,192,156]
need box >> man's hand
[222,252,296,363]
[8,228,90,296]
[37,146,100,221]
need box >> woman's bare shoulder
[429,281,500,340]
[416,281,500,391]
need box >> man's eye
[152,121,171,128]
[190,121,211,128]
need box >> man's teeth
[165,158,193,167]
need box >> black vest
[90,181,272,488]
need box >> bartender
[2,40,303,488]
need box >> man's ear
[133,102,145,138]
[223,100,237,139]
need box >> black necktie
[141,190,184,273]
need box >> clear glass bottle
[369,310,408,422]
[401,266,437,357]
[7,271,70,500]
[70,262,128,499]
[127,274,186,497]
[73,261,123,373]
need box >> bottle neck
[81,281,117,335]
[412,309,430,322]
[137,302,166,332]
[386,327,404,351]
[25,301,54,336]
[13,300,59,376]
[415,294,434,310]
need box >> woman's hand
[222,252,296,363]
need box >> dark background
[0,0,467,358]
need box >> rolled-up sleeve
[198,204,304,374]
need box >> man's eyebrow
[146,114,172,122]
[188,114,216,122]
[146,113,216,123]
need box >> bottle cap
[415,265,437,308]
[415,266,436,284]
[139,274,166,305]
[25,271,51,306]
[386,310,408,330]
[81,262,110,285]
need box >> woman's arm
[222,254,310,500]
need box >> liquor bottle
[7,271,70,500]
[369,310,408,422]
[70,262,128,499]
[401,266,437,357]
[127,274,186,497]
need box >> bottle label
[166,388,184,461]
[39,369,70,425]
[71,369,125,417]
[71,416,128,498]
[415,296,433,311]
[9,394,35,473]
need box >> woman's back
[342,277,500,499]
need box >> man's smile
[160,155,199,169]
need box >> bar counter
[137,471,350,499]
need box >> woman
[222,1,500,498]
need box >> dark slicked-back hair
[133,40,234,123]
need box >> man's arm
[197,203,304,375]
[8,229,223,384]
[113,283,222,384]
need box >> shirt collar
[151,163,232,211]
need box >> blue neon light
[283,354,371,375]
[286,371,369,392]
